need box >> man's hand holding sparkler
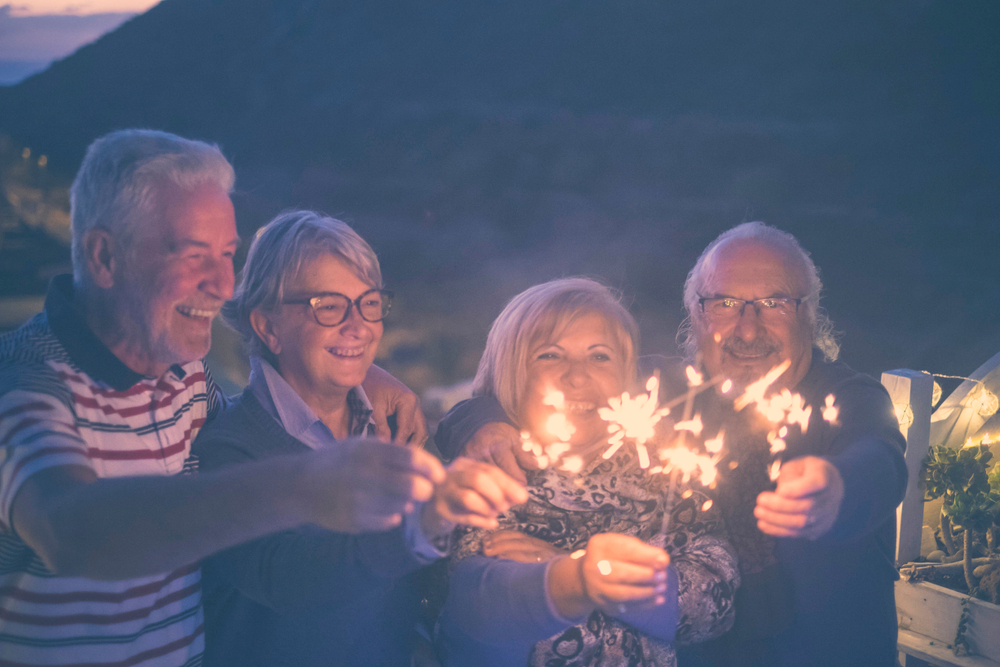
[548,534,671,620]
[463,422,539,484]
[754,456,845,539]
[420,457,529,539]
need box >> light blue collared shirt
[248,356,445,562]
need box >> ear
[249,308,282,356]
[82,228,118,289]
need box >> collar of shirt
[248,355,375,450]
[45,274,187,390]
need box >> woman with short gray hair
[193,210,526,667]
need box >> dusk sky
[0,1,158,84]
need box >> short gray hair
[678,221,840,361]
[473,277,639,427]
[70,129,235,285]
[222,210,383,359]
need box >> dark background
[0,0,998,400]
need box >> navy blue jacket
[194,389,427,667]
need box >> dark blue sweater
[193,389,427,667]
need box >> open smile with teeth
[564,400,597,413]
[176,305,218,319]
[327,346,366,359]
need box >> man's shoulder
[810,354,885,396]
[0,313,75,404]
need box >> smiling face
[694,239,813,392]
[122,179,238,369]
[258,253,383,406]
[522,311,629,455]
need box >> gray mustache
[721,336,780,357]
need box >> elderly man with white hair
[436,222,908,667]
[0,129,514,667]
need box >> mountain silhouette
[1,0,995,172]
[0,0,998,383]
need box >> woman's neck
[279,371,353,439]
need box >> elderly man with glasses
[436,222,907,667]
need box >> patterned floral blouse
[448,448,740,667]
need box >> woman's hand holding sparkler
[420,457,529,539]
[548,533,670,620]
[482,530,567,563]
[754,456,844,539]
[463,422,539,484]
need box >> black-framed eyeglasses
[283,289,394,327]
[697,296,802,322]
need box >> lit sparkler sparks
[599,375,671,468]
[520,389,581,471]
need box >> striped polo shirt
[0,275,221,666]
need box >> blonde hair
[473,277,639,426]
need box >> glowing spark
[658,446,719,488]
[721,379,733,394]
[713,332,722,343]
[822,394,839,424]
[787,395,812,433]
[560,455,584,473]
[767,432,787,455]
[602,441,625,459]
[636,443,651,469]
[769,459,782,482]
[734,359,791,410]
[597,560,613,575]
[729,461,739,469]
[682,489,693,499]
[701,499,713,511]
[543,390,565,409]
[599,375,671,459]
[685,366,704,387]
[704,433,724,455]
[571,549,586,559]
[673,415,704,437]
[546,413,575,442]
[778,425,788,438]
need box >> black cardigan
[193,388,428,667]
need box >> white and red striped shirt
[0,276,220,666]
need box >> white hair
[70,129,235,286]
[677,221,840,361]
[473,277,639,426]
[222,210,383,359]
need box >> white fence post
[881,369,933,566]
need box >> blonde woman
[436,278,739,667]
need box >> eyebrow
[709,292,794,300]
[172,237,241,252]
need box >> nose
[561,360,590,388]
[733,302,763,341]
[337,301,368,336]
[200,255,235,301]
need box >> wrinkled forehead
[702,239,808,298]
